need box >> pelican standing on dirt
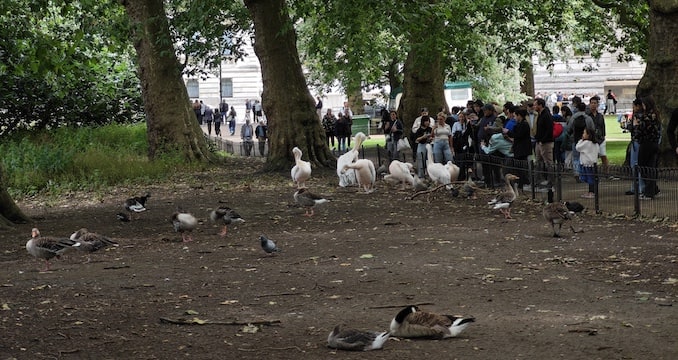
[341,158,376,193]
[291,146,311,188]
[389,305,475,339]
[327,324,390,351]
[424,143,451,188]
[170,211,198,242]
[294,188,329,216]
[26,228,74,271]
[337,132,367,187]
[70,228,119,262]
[487,173,519,219]
[209,206,245,236]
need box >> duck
[389,305,475,339]
[487,173,519,219]
[209,206,245,236]
[124,192,151,220]
[424,143,451,188]
[291,147,312,188]
[327,324,390,351]
[70,228,119,262]
[341,159,376,193]
[294,188,329,217]
[543,202,576,238]
[565,201,585,214]
[337,132,367,187]
[170,211,198,242]
[383,160,420,190]
[26,228,75,271]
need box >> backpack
[552,122,563,139]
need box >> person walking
[228,106,237,136]
[203,105,214,136]
[255,121,268,156]
[533,98,554,187]
[213,108,222,136]
[241,119,255,156]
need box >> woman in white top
[575,127,600,198]
[431,112,453,163]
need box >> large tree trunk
[244,0,332,170]
[0,165,30,227]
[398,43,445,138]
[121,0,214,162]
[637,0,678,166]
[520,60,535,99]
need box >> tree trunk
[398,43,445,139]
[520,60,535,99]
[637,0,678,166]
[121,0,214,162]
[0,164,30,227]
[244,0,333,170]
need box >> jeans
[416,143,428,178]
[338,136,347,152]
[243,139,253,156]
[433,141,452,164]
[629,141,645,193]
[388,139,400,161]
[571,143,581,176]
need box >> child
[575,127,600,198]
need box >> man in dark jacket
[533,98,554,186]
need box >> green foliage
[0,123,194,196]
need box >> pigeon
[259,235,280,254]
[124,192,150,220]
[70,228,118,263]
[209,206,245,236]
[171,211,198,242]
[327,324,390,351]
[26,228,75,271]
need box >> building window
[221,78,233,98]
[186,79,199,98]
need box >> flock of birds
[327,305,475,351]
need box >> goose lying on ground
[390,305,475,339]
[70,228,118,262]
[327,324,390,351]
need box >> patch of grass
[0,123,195,197]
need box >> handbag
[397,137,411,151]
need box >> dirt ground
[1,157,676,359]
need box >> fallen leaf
[359,254,374,259]
[241,324,259,333]
[1,303,10,311]
[220,300,239,305]
[191,317,207,324]
[185,310,199,315]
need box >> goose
[293,188,329,217]
[209,206,245,236]
[69,228,119,262]
[170,212,198,242]
[327,324,390,351]
[383,160,416,190]
[462,170,481,199]
[565,201,585,214]
[487,173,519,219]
[390,305,475,339]
[341,159,376,193]
[424,144,451,188]
[259,235,280,254]
[337,132,367,187]
[291,147,312,188]
[124,192,150,220]
[26,228,75,271]
[543,202,577,237]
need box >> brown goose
[543,202,576,237]
[171,212,198,242]
[293,188,329,217]
[389,305,475,339]
[327,324,390,351]
[487,173,520,219]
[26,228,74,271]
[209,206,245,236]
[70,228,119,263]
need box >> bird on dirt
[337,132,367,187]
[259,235,280,254]
[565,201,585,214]
[293,188,329,217]
[383,160,416,190]
[424,144,451,188]
[389,305,475,339]
[341,159,376,194]
[69,228,118,263]
[327,324,390,351]
[171,211,198,242]
[291,146,312,189]
[26,228,75,271]
[542,202,577,238]
[462,169,481,199]
[488,173,520,219]
[116,212,131,222]
[124,192,150,220]
[209,206,245,236]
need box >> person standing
[219,99,229,122]
[322,109,337,150]
[507,107,533,190]
[576,127,600,198]
[341,102,353,148]
[241,119,255,156]
[192,100,201,125]
[413,115,433,178]
[589,96,611,177]
[244,99,252,121]
[625,98,645,195]
[533,98,554,187]
[255,121,268,156]
[228,106,237,136]
[431,112,453,164]
[385,110,404,162]
[254,100,263,122]
[213,108,222,137]
[635,96,661,200]
[203,105,214,136]
[667,108,678,159]
[315,96,323,119]
[606,90,617,114]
